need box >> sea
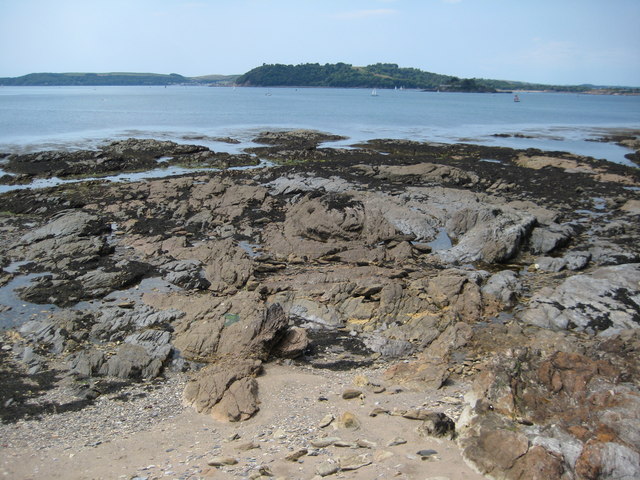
[1,84,639,167]
[1,85,639,327]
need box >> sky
[0,0,639,86]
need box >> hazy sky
[1,0,639,86]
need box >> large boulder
[439,207,536,264]
[11,210,110,269]
[456,333,640,479]
[181,303,288,421]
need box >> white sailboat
[371,88,378,96]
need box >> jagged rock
[254,129,346,148]
[183,358,262,421]
[272,327,309,358]
[417,412,456,439]
[182,304,288,420]
[588,243,639,266]
[172,291,267,359]
[16,210,107,244]
[19,310,95,354]
[11,210,110,270]
[481,270,523,307]
[372,163,479,186]
[199,239,254,293]
[534,256,567,272]
[575,440,640,480]
[509,446,565,480]
[91,304,183,342]
[162,259,211,290]
[101,343,164,379]
[440,207,536,264]
[362,334,414,357]
[457,333,640,479]
[124,329,172,359]
[564,251,591,271]
[76,261,149,297]
[384,322,472,388]
[518,263,640,334]
[67,349,106,377]
[529,223,575,254]
[461,422,531,475]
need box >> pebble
[237,441,260,451]
[315,461,339,477]
[339,453,372,471]
[207,456,238,466]
[341,389,362,399]
[337,412,360,430]
[333,440,357,448]
[387,437,407,446]
[318,414,334,428]
[310,437,341,448]
[417,449,438,458]
[369,407,389,417]
[356,438,377,449]
[284,448,308,462]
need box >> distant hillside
[236,63,638,93]
[1,66,637,93]
[0,72,191,86]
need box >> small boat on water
[514,94,521,102]
[371,88,378,96]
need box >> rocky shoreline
[1,130,639,479]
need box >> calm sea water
[0,85,639,165]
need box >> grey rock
[100,343,164,379]
[518,263,640,334]
[77,261,149,297]
[68,349,106,377]
[362,334,414,357]
[162,259,210,290]
[124,329,172,360]
[17,210,107,244]
[529,223,575,254]
[535,256,567,272]
[564,251,591,271]
[91,305,183,342]
[441,208,535,264]
[19,310,94,354]
[481,270,523,306]
[315,461,339,477]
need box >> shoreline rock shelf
[0,130,639,479]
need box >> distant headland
[1,63,638,94]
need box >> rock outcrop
[2,135,639,478]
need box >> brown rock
[510,446,565,480]
[463,428,529,474]
[342,389,363,399]
[272,327,309,359]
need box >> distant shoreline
[2,63,638,94]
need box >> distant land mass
[235,63,639,94]
[0,72,238,87]
[1,63,638,94]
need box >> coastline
[1,130,639,479]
